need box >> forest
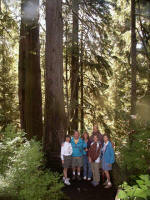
[0,0,150,199]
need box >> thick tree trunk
[70,0,79,132]
[44,0,66,159]
[130,0,137,141]
[18,0,43,140]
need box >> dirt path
[63,179,117,200]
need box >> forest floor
[62,178,117,200]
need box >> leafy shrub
[117,175,150,200]
[120,128,150,174]
[0,125,64,200]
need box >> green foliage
[120,127,150,174]
[0,8,19,129]
[0,125,64,200]
[118,175,150,200]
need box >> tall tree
[18,0,43,140]
[130,0,137,130]
[80,26,84,133]
[44,0,66,156]
[70,0,79,132]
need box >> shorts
[63,155,72,168]
[72,156,83,168]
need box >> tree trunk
[65,21,69,127]
[44,0,66,159]
[70,0,79,132]
[130,0,137,136]
[18,0,43,140]
[80,28,84,133]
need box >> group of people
[60,125,115,188]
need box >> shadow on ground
[62,179,117,200]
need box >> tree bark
[80,27,84,133]
[130,0,137,141]
[65,21,69,125]
[70,0,79,132]
[44,0,66,157]
[18,0,43,140]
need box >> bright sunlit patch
[130,115,137,119]
[22,1,39,24]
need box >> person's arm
[70,144,73,155]
[83,140,87,150]
[88,149,92,163]
[60,143,65,162]
[88,143,92,162]
[87,140,91,149]
[109,143,115,164]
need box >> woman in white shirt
[61,135,72,185]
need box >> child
[61,135,72,185]
[88,134,102,186]
[101,134,115,188]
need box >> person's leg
[77,167,80,174]
[63,168,67,179]
[72,167,76,180]
[76,167,81,180]
[72,157,77,180]
[88,160,92,179]
[104,170,112,188]
[64,168,71,185]
[83,155,87,178]
[77,156,83,180]
[91,162,96,182]
[104,170,110,182]
[95,163,100,183]
[72,157,77,174]
[72,168,76,175]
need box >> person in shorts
[71,131,84,181]
[61,135,72,185]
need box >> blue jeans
[83,155,92,178]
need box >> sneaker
[72,175,76,180]
[64,179,71,186]
[91,180,96,184]
[103,180,108,186]
[83,176,87,180]
[63,177,70,181]
[87,177,91,181]
[77,175,81,181]
[104,182,112,188]
[92,181,99,187]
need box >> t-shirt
[74,139,79,144]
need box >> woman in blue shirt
[101,134,115,188]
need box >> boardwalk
[63,179,117,200]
